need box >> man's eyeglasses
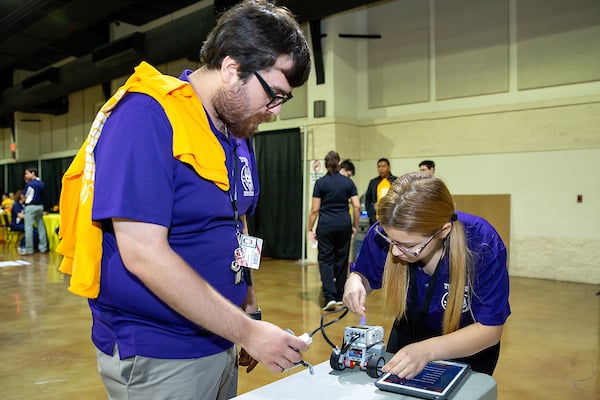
[254,71,293,109]
[374,222,439,257]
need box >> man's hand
[242,320,309,373]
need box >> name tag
[239,234,263,270]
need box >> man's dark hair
[26,167,38,176]
[419,160,435,169]
[324,151,340,174]
[340,159,355,175]
[377,158,390,166]
[200,0,311,87]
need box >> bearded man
[57,1,311,399]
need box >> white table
[235,360,496,400]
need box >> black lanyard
[408,244,446,338]
[229,140,240,234]
[228,139,253,286]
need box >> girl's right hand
[342,273,367,317]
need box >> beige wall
[6,0,599,283]
[355,149,600,283]
[274,0,600,283]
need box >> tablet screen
[376,360,470,399]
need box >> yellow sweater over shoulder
[58,62,227,298]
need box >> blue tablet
[375,360,471,400]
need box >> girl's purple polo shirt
[351,212,511,332]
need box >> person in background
[365,158,397,226]
[344,172,510,378]
[20,167,48,255]
[308,151,360,311]
[11,190,37,250]
[418,159,435,175]
[10,190,24,230]
[57,1,312,399]
[339,159,355,178]
[1,192,14,212]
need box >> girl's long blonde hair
[378,173,472,334]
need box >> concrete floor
[0,249,598,399]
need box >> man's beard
[212,84,273,139]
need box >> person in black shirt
[308,151,360,311]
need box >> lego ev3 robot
[329,325,386,378]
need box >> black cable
[308,306,350,349]
[340,333,360,354]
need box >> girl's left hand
[381,341,432,379]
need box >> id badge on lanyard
[229,140,263,284]
[237,234,263,269]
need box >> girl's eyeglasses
[373,222,440,257]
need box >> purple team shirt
[351,211,511,332]
[89,72,259,360]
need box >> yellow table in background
[42,213,60,251]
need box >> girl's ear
[440,222,452,239]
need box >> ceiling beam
[0,0,385,117]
